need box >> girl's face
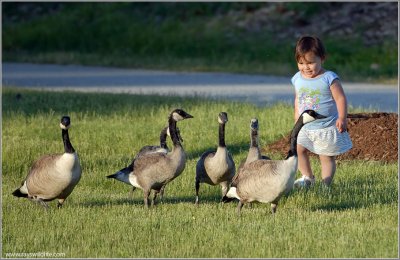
[297,52,324,79]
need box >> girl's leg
[319,155,336,186]
[297,144,314,179]
[294,144,315,188]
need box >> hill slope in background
[2,2,398,81]
[4,2,397,46]
[224,2,397,46]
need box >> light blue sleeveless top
[291,70,339,130]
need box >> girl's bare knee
[297,144,309,155]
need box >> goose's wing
[27,154,62,179]
[129,144,168,171]
[235,159,281,184]
[131,152,168,173]
[201,150,216,160]
[196,150,216,175]
[24,154,67,198]
[234,150,262,186]
[135,145,167,159]
[227,152,235,166]
[227,151,236,177]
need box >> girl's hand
[336,117,347,133]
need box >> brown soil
[263,113,398,163]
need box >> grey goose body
[12,116,81,208]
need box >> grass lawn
[2,88,398,258]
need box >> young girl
[291,36,352,187]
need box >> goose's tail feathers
[12,188,28,198]
[222,187,240,203]
[12,181,28,198]
[106,168,132,185]
[106,172,118,179]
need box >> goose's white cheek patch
[302,113,315,124]
[172,112,184,122]
[60,123,70,130]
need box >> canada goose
[107,108,193,207]
[195,112,236,204]
[222,110,326,216]
[127,126,183,199]
[237,118,271,173]
[12,116,82,208]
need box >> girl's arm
[330,79,348,132]
[294,92,299,122]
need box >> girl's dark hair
[295,36,326,62]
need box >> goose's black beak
[185,113,194,119]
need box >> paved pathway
[2,62,398,112]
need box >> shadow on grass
[290,179,398,212]
[80,194,227,208]
[310,195,397,212]
[2,87,204,117]
[186,142,249,160]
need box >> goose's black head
[250,118,259,130]
[218,112,228,124]
[171,109,194,122]
[60,116,71,130]
[301,110,326,124]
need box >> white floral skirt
[297,125,353,156]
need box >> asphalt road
[2,62,398,113]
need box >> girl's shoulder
[322,70,340,85]
[291,71,302,85]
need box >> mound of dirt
[263,113,398,163]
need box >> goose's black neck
[286,118,304,159]
[168,117,181,147]
[219,123,226,147]
[62,129,75,153]
[160,127,168,149]
[250,129,258,148]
